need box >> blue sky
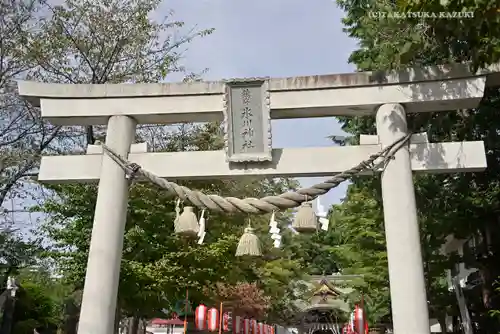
[162,0,358,206]
[10,0,359,229]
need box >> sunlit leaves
[334,0,500,328]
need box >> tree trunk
[0,295,16,334]
[452,315,459,333]
[139,318,147,334]
[114,304,121,334]
[129,317,139,334]
[62,296,79,334]
[479,267,493,309]
[438,315,448,333]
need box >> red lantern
[207,307,219,331]
[243,319,251,334]
[354,304,368,334]
[195,304,207,330]
[354,305,363,334]
[233,316,243,334]
[251,320,258,334]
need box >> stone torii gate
[18,63,498,334]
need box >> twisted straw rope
[101,134,411,214]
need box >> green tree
[1,0,212,285]
[334,0,500,332]
[256,258,306,324]
[4,265,71,334]
[0,230,39,288]
[2,0,213,331]
[328,184,391,327]
[37,123,302,325]
[30,0,213,146]
[0,0,212,224]
[0,0,62,222]
[204,282,271,319]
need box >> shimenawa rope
[100,134,411,214]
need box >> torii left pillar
[77,115,136,334]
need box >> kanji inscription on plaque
[223,79,272,163]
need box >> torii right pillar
[377,103,429,334]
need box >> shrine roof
[292,274,358,315]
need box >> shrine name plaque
[223,79,272,163]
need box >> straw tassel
[292,201,318,232]
[235,225,262,257]
[175,206,200,237]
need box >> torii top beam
[18,62,498,182]
[17,63,500,126]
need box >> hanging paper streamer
[315,197,329,231]
[269,211,277,228]
[198,209,206,244]
[269,212,281,248]
[272,238,281,249]
[174,198,181,229]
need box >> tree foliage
[327,185,390,326]
[0,0,61,220]
[204,282,271,319]
[334,0,500,331]
[37,123,302,323]
[31,0,213,85]
[1,0,308,328]
[11,267,70,334]
[338,0,500,71]
[0,0,216,332]
[0,0,213,228]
